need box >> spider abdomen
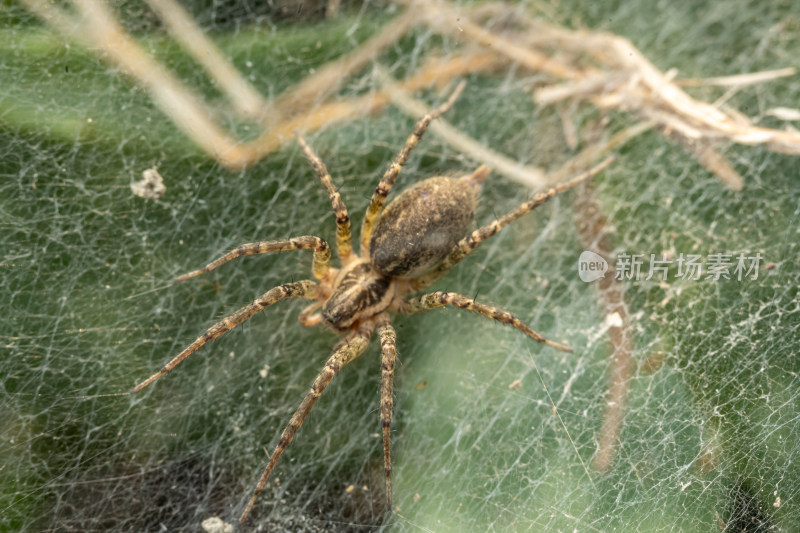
[369,176,480,278]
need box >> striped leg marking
[131,280,318,393]
[175,237,332,282]
[296,133,353,263]
[400,291,571,352]
[239,321,374,523]
[360,81,466,258]
[376,316,397,508]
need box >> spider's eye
[321,301,351,331]
[321,293,348,326]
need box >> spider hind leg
[376,315,397,508]
[239,320,375,523]
[131,280,318,393]
[398,291,571,352]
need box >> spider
[132,81,604,524]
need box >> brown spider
[132,82,603,523]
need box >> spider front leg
[298,301,324,327]
[296,133,354,263]
[131,280,318,393]
[375,315,397,508]
[239,320,375,524]
[397,291,571,352]
[174,236,332,282]
[359,81,466,258]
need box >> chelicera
[132,82,601,523]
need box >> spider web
[2,1,800,532]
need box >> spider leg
[375,315,397,508]
[397,291,571,352]
[131,280,318,393]
[240,321,375,523]
[296,133,353,263]
[359,81,466,258]
[298,301,324,327]
[411,158,613,290]
[174,236,332,282]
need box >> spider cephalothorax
[132,82,607,523]
[321,259,395,331]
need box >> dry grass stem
[555,103,579,150]
[23,0,249,166]
[24,0,800,183]
[766,107,800,121]
[144,0,269,120]
[238,52,505,166]
[375,67,548,188]
[669,135,744,191]
[677,67,797,88]
[412,0,800,189]
[572,180,634,473]
[546,121,655,186]
[530,24,800,157]
[409,0,586,81]
[272,9,419,120]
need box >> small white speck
[131,167,166,200]
[201,516,233,533]
[606,312,623,328]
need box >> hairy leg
[174,236,332,282]
[239,321,375,523]
[131,280,319,393]
[296,133,354,262]
[298,301,324,327]
[375,314,397,508]
[360,81,466,258]
[398,291,571,352]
